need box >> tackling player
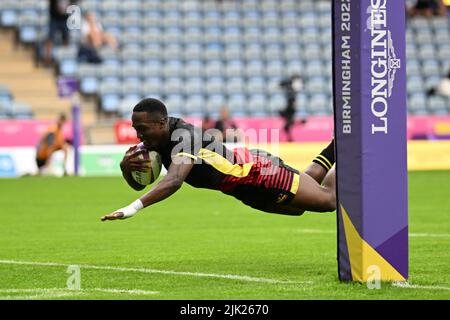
[101,98,335,221]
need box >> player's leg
[262,203,305,216]
[289,168,336,213]
[305,139,335,184]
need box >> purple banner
[333,0,408,282]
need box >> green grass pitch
[0,171,449,300]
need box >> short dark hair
[133,98,168,120]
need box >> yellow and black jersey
[161,117,300,210]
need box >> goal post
[332,0,408,282]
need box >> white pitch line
[0,288,159,296]
[0,291,81,300]
[0,260,309,285]
[295,229,450,238]
[409,233,450,238]
[392,282,450,291]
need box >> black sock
[313,139,335,172]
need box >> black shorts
[224,150,300,212]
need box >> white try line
[0,287,159,298]
[392,282,450,291]
[0,260,310,285]
[295,229,450,238]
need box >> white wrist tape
[118,199,144,219]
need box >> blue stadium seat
[183,60,204,78]
[427,96,448,114]
[100,79,121,113]
[265,61,284,78]
[244,61,264,78]
[227,94,248,116]
[225,60,244,78]
[205,77,225,95]
[224,44,243,61]
[205,94,225,117]
[163,94,184,114]
[408,93,427,115]
[121,77,142,101]
[245,77,265,95]
[143,77,163,97]
[185,94,206,116]
[205,61,224,78]
[262,27,281,45]
[266,77,283,95]
[248,94,268,115]
[78,63,100,94]
[184,77,204,96]
[163,77,183,96]
[421,60,440,77]
[243,44,262,61]
[308,93,331,115]
[163,43,183,61]
[226,77,244,95]
[183,44,203,61]
[267,93,285,115]
[163,60,184,78]
[203,44,224,61]
[407,76,424,94]
[261,12,279,28]
[306,77,328,94]
[164,27,182,45]
[223,26,242,44]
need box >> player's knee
[318,193,336,212]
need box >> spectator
[44,0,73,65]
[77,12,118,64]
[279,74,305,142]
[214,107,241,143]
[35,113,70,176]
[201,114,216,132]
[408,0,446,17]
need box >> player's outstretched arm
[101,156,194,221]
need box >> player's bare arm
[101,156,194,221]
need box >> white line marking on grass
[392,282,450,291]
[409,233,450,238]
[0,260,309,285]
[0,291,81,300]
[0,288,159,296]
[295,229,450,238]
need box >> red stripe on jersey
[283,171,294,192]
[278,168,287,189]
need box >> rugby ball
[130,143,162,186]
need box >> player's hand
[101,212,125,221]
[120,146,150,172]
